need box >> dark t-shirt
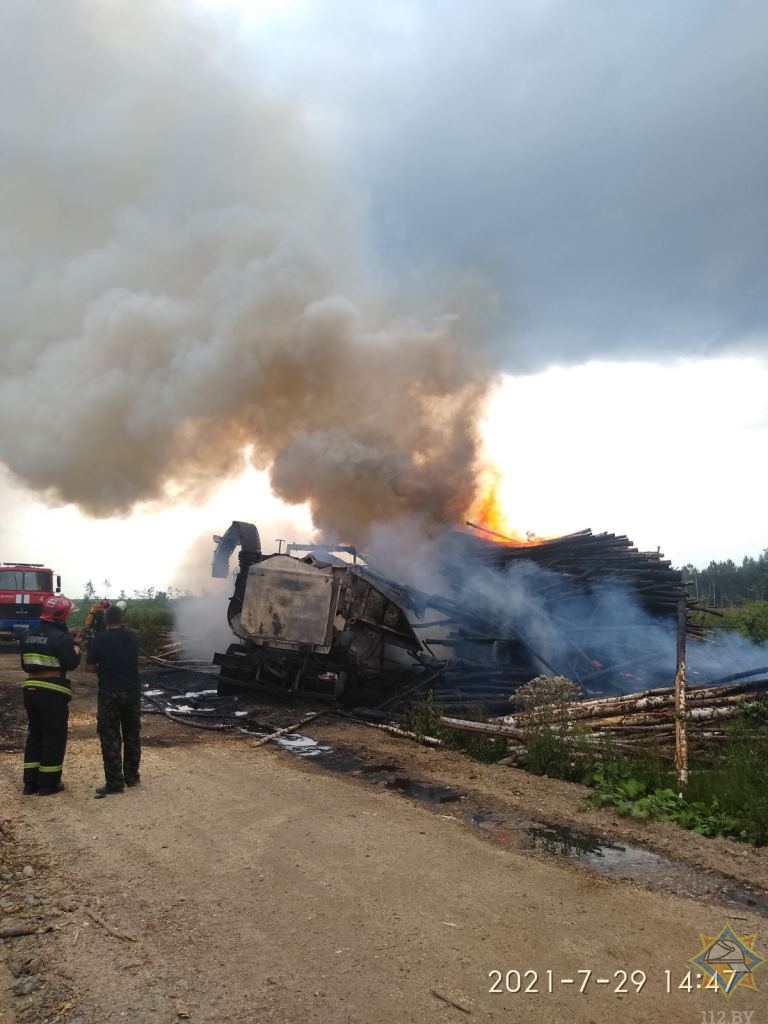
[86,627,140,693]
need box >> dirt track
[1,658,767,1023]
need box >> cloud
[0,0,494,536]
[245,0,768,369]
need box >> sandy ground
[1,656,767,1024]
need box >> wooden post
[674,596,688,786]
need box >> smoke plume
[0,1,494,541]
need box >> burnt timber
[459,526,708,623]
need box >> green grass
[583,703,768,845]
[405,688,768,846]
[404,693,508,763]
[69,600,174,655]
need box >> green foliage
[131,585,190,603]
[583,705,768,846]
[405,692,443,743]
[404,693,508,763]
[586,755,743,837]
[441,706,509,763]
[684,702,768,845]
[70,596,174,655]
[514,676,585,781]
[448,733,509,763]
[125,603,174,655]
[717,602,768,644]
[524,729,585,782]
[682,548,768,607]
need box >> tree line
[80,580,190,604]
[681,549,768,607]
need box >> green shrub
[684,702,768,845]
[404,693,508,763]
[711,602,768,643]
[405,691,443,742]
[125,604,174,655]
[585,704,768,845]
[514,676,585,781]
[70,598,174,656]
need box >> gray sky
[0,0,766,592]
[241,0,768,370]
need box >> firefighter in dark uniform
[21,595,81,796]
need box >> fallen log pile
[436,677,768,755]
[460,526,712,624]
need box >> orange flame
[466,467,547,546]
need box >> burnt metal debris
[201,520,743,716]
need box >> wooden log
[249,711,331,748]
[439,716,527,743]
[492,681,766,729]
[687,705,741,721]
[351,719,444,747]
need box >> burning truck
[210,520,708,711]
[211,521,429,704]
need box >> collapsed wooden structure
[364,526,713,713]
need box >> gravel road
[1,661,766,1023]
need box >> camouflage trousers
[97,690,141,790]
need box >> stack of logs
[459,526,715,629]
[437,676,768,757]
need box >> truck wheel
[217,644,253,695]
[334,668,359,708]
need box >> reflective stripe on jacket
[21,622,81,687]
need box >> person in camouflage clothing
[85,604,141,798]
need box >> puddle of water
[383,777,464,804]
[266,731,463,800]
[467,815,768,916]
[524,824,629,860]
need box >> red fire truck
[0,563,62,644]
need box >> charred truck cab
[211,522,424,703]
[0,563,62,644]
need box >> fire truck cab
[0,563,62,644]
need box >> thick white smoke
[0,0,493,540]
